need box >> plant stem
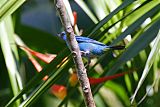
[54,0,96,107]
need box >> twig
[54,0,96,107]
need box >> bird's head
[57,31,67,41]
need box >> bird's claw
[80,51,90,57]
[80,51,91,69]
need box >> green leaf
[0,16,21,107]
[107,19,160,76]
[91,18,160,98]
[75,0,98,24]
[0,0,26,22]
[112,4,160,45]
[16,25,64,53]
[105,81,130,106]
[124,1,160,26]
[131,30,160,104]
[5,48,70,107]
[88,0,134,36]
[20,59,73,107]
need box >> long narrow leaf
[0,0,26,22]
[20,59,73,107]
[107,19,160,76]
[88,0,134,36]
[75,0,98,24]
[131,30,160,104]
[111,4,160,45]
[0,16,21,107]
[5,48,70,107]
[91,18,160,97]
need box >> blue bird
[58,32,125,64]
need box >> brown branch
[54,0,96,107]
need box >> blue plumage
[58,31,124,58]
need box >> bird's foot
[84,59,91,69]
[80,51,90,57]
[80,51,91,69]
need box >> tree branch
[54,0,96,107]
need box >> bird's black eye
[61,32,66,37]
[61,33,65,36]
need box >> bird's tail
[108,45,125,50]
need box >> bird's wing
[75,36,106,46]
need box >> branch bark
[54,0,96,107]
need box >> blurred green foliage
[0,0,160,107]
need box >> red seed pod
[20,46,56,63]
[89,71,131,85]
[73,11,77,26]
[51,84,67,100]
[69,72,78,86]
